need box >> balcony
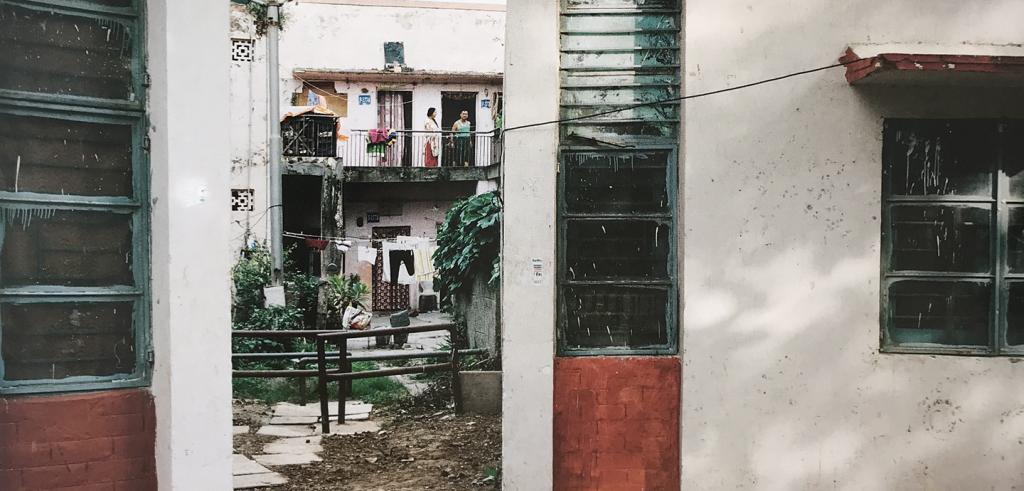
[342,130,500,168]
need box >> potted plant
[327,275,371,329]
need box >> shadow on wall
[681,9,1024,483]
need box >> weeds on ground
[233,361,409,404]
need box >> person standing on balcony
[449,110,473,166]
[424,107,441,167]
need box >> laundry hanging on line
[357,246,378,264]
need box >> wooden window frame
[0,0,151,394]
[880,118,1024,356]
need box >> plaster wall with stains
[227,3,504,255]
[681,0,1024,488]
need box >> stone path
[232,400,380,489]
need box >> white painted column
[501,1,559,489]
[148,1,233,489]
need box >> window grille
[231,189,255,212]
[232,38,255,62]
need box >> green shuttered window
[557,0,680,355]
[0,0,150,393]
[881,119,1024,355]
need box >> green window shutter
[0,0,150,394]
[557,0,680,355]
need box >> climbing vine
[433,191,502,310]
[246,2,288,38]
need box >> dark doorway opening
[441,91,477,166]
[377,90,413,166]
[282,175,322,276]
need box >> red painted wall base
[554,357,681,491]
[0,389,157,490]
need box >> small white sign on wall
[531,258,544,285]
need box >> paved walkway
[345,311,452,354]
[232,401,381,489]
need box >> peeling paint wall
[681,1,1024,489]
[503,0,1024,488]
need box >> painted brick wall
[0,389,156,490]
[554,357,680,491]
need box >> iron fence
[341,129,500,168]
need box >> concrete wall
[681,1,1024,489]
[277,3,504,75]
[148,0,234,489]
[502,0,1024,489]
[456,274,500,353]
[500,0,558,488]
[228,2,505,255]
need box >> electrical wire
[500,58,859,134]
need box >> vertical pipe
[267,1,285,285]
[316,337,330,434]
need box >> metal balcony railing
[341,129,500,168]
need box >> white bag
[342,305,371,330]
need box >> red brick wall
[0,389,156,490]
[554,357,680,491]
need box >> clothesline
[282,232,438,243]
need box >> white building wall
[228,2,504,254]
[501,0,1024,489]
[277,3,504,75]
[681,1,1024,489]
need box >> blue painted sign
[358,94,371,105]
[481,99,491,108]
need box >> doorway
[282,175,323,276]
[371,226,412,312]
[377,90,413,166]
[441,91,477,166]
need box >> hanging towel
[413,246,438,281]
[357,246,378,264]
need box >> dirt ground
[235,400,501,491]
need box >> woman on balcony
[449,110,473,167]
[424,107,440,167]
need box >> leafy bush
[433,191,501,310]
[232,243,318,365]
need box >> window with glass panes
[557,0,680,355]
[882,119,1024,355]
[0,0,150,393]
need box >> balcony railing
[341,130,499,168]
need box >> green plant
[231,243,318,368]
[433,191,502,310]
[326,274,370,314]
[245,2,288,38]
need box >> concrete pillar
[501,0,559,488]
[147,0,233,488]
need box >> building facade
[0,0,232,489]
[229,0,504,312]
[503,0,1024,489]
